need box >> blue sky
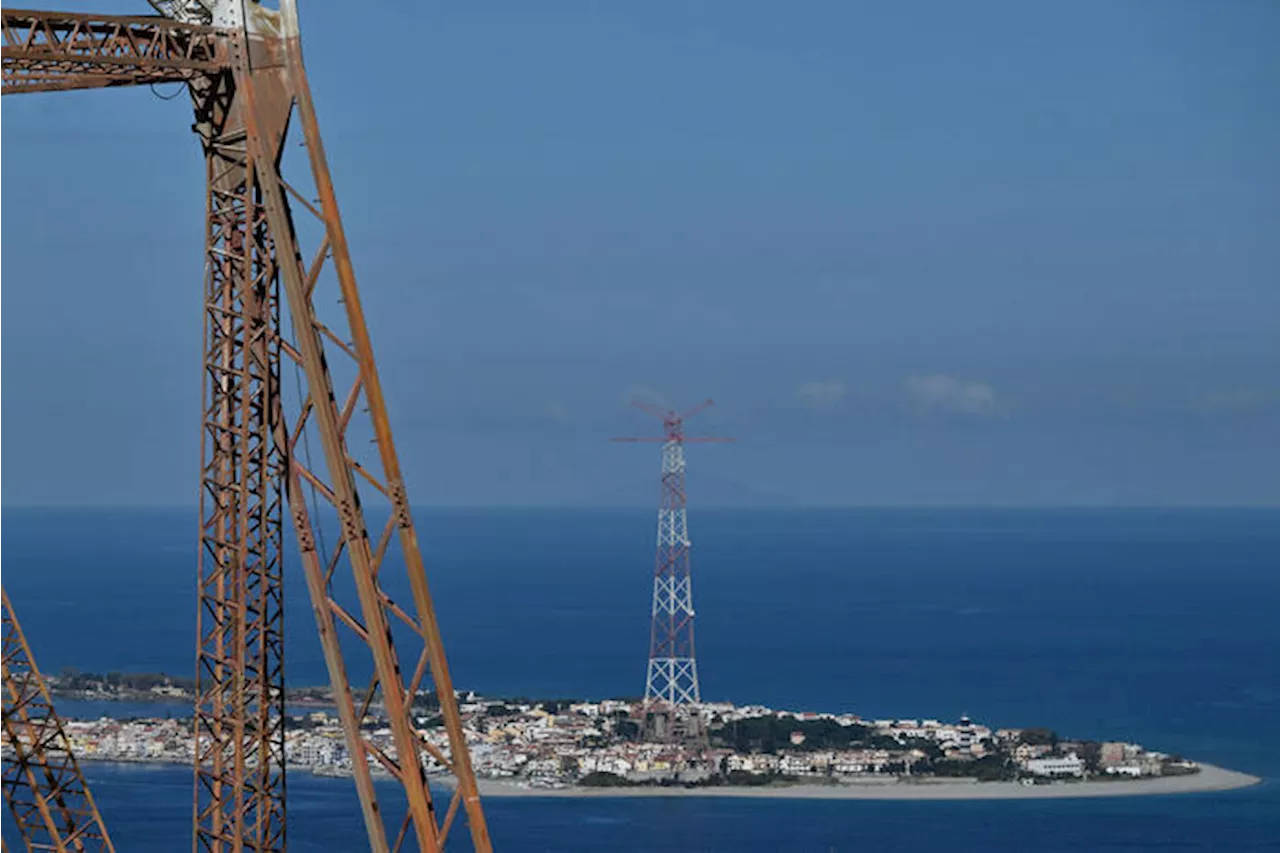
[3,0,1278,506]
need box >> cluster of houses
[35,697,1187,787]
[1018,740,1182,780]
[462,703,1184,785]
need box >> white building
[1105,764,1143,777]
[725,754,779,775]
[779,754,817,776]
[289,736,338,766]
[1025,754,1084,778]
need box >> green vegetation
[290,686,333,702]
[537,699,582,714]
[1017,728,1058,746]
[612,719,641,741]
[1077,741,1102,772]
[927,755,1014,782]
[710,716,874,754]
[579,771,637,788]
[55,668,194,692]
[902,738,943,760]
[579,771,805,789]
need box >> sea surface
[2,506,1277,851]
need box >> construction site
[1,1,495,850]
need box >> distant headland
[43,671,1261,799]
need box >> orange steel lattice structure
[2,588,116,852]
[0,3,492,852]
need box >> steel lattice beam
[1,588,116,853]
[1,9,225,93]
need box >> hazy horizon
[4,0,1277,508]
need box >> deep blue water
[2,507,1277,851]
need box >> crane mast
[0,3,493,851]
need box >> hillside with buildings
[32,695,1205,792]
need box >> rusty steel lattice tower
[1,2,492,852]
[614,400,732,706]
[2,588,116,852]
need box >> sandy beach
[471,764,1261,801]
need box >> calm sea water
[2,507,1277,851]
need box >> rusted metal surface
[190,32,288,851]
[233,3,493,847]
[2,587,116,852]
[1,4,495,851]
[1,9,225,94]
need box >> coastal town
[38,674,1200,790]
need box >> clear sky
[3,0,1278,507]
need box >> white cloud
[544,401,571,424]
[905,374,996,415]
[794,380,848,409]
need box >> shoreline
[74,759,1261,801]
[469,764,1262,801]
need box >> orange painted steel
[2,587,116,852]
[1,4,493,851]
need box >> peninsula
[38,681,1261,800]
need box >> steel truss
[613,401,733,707]
[1,3,492,851]
[1,8,225,93]
[2,588,116,852]
[190,44,288,852]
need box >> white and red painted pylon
[614,399,732,705]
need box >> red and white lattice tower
[614,400,732,705]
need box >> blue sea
[2,507,1277,851]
